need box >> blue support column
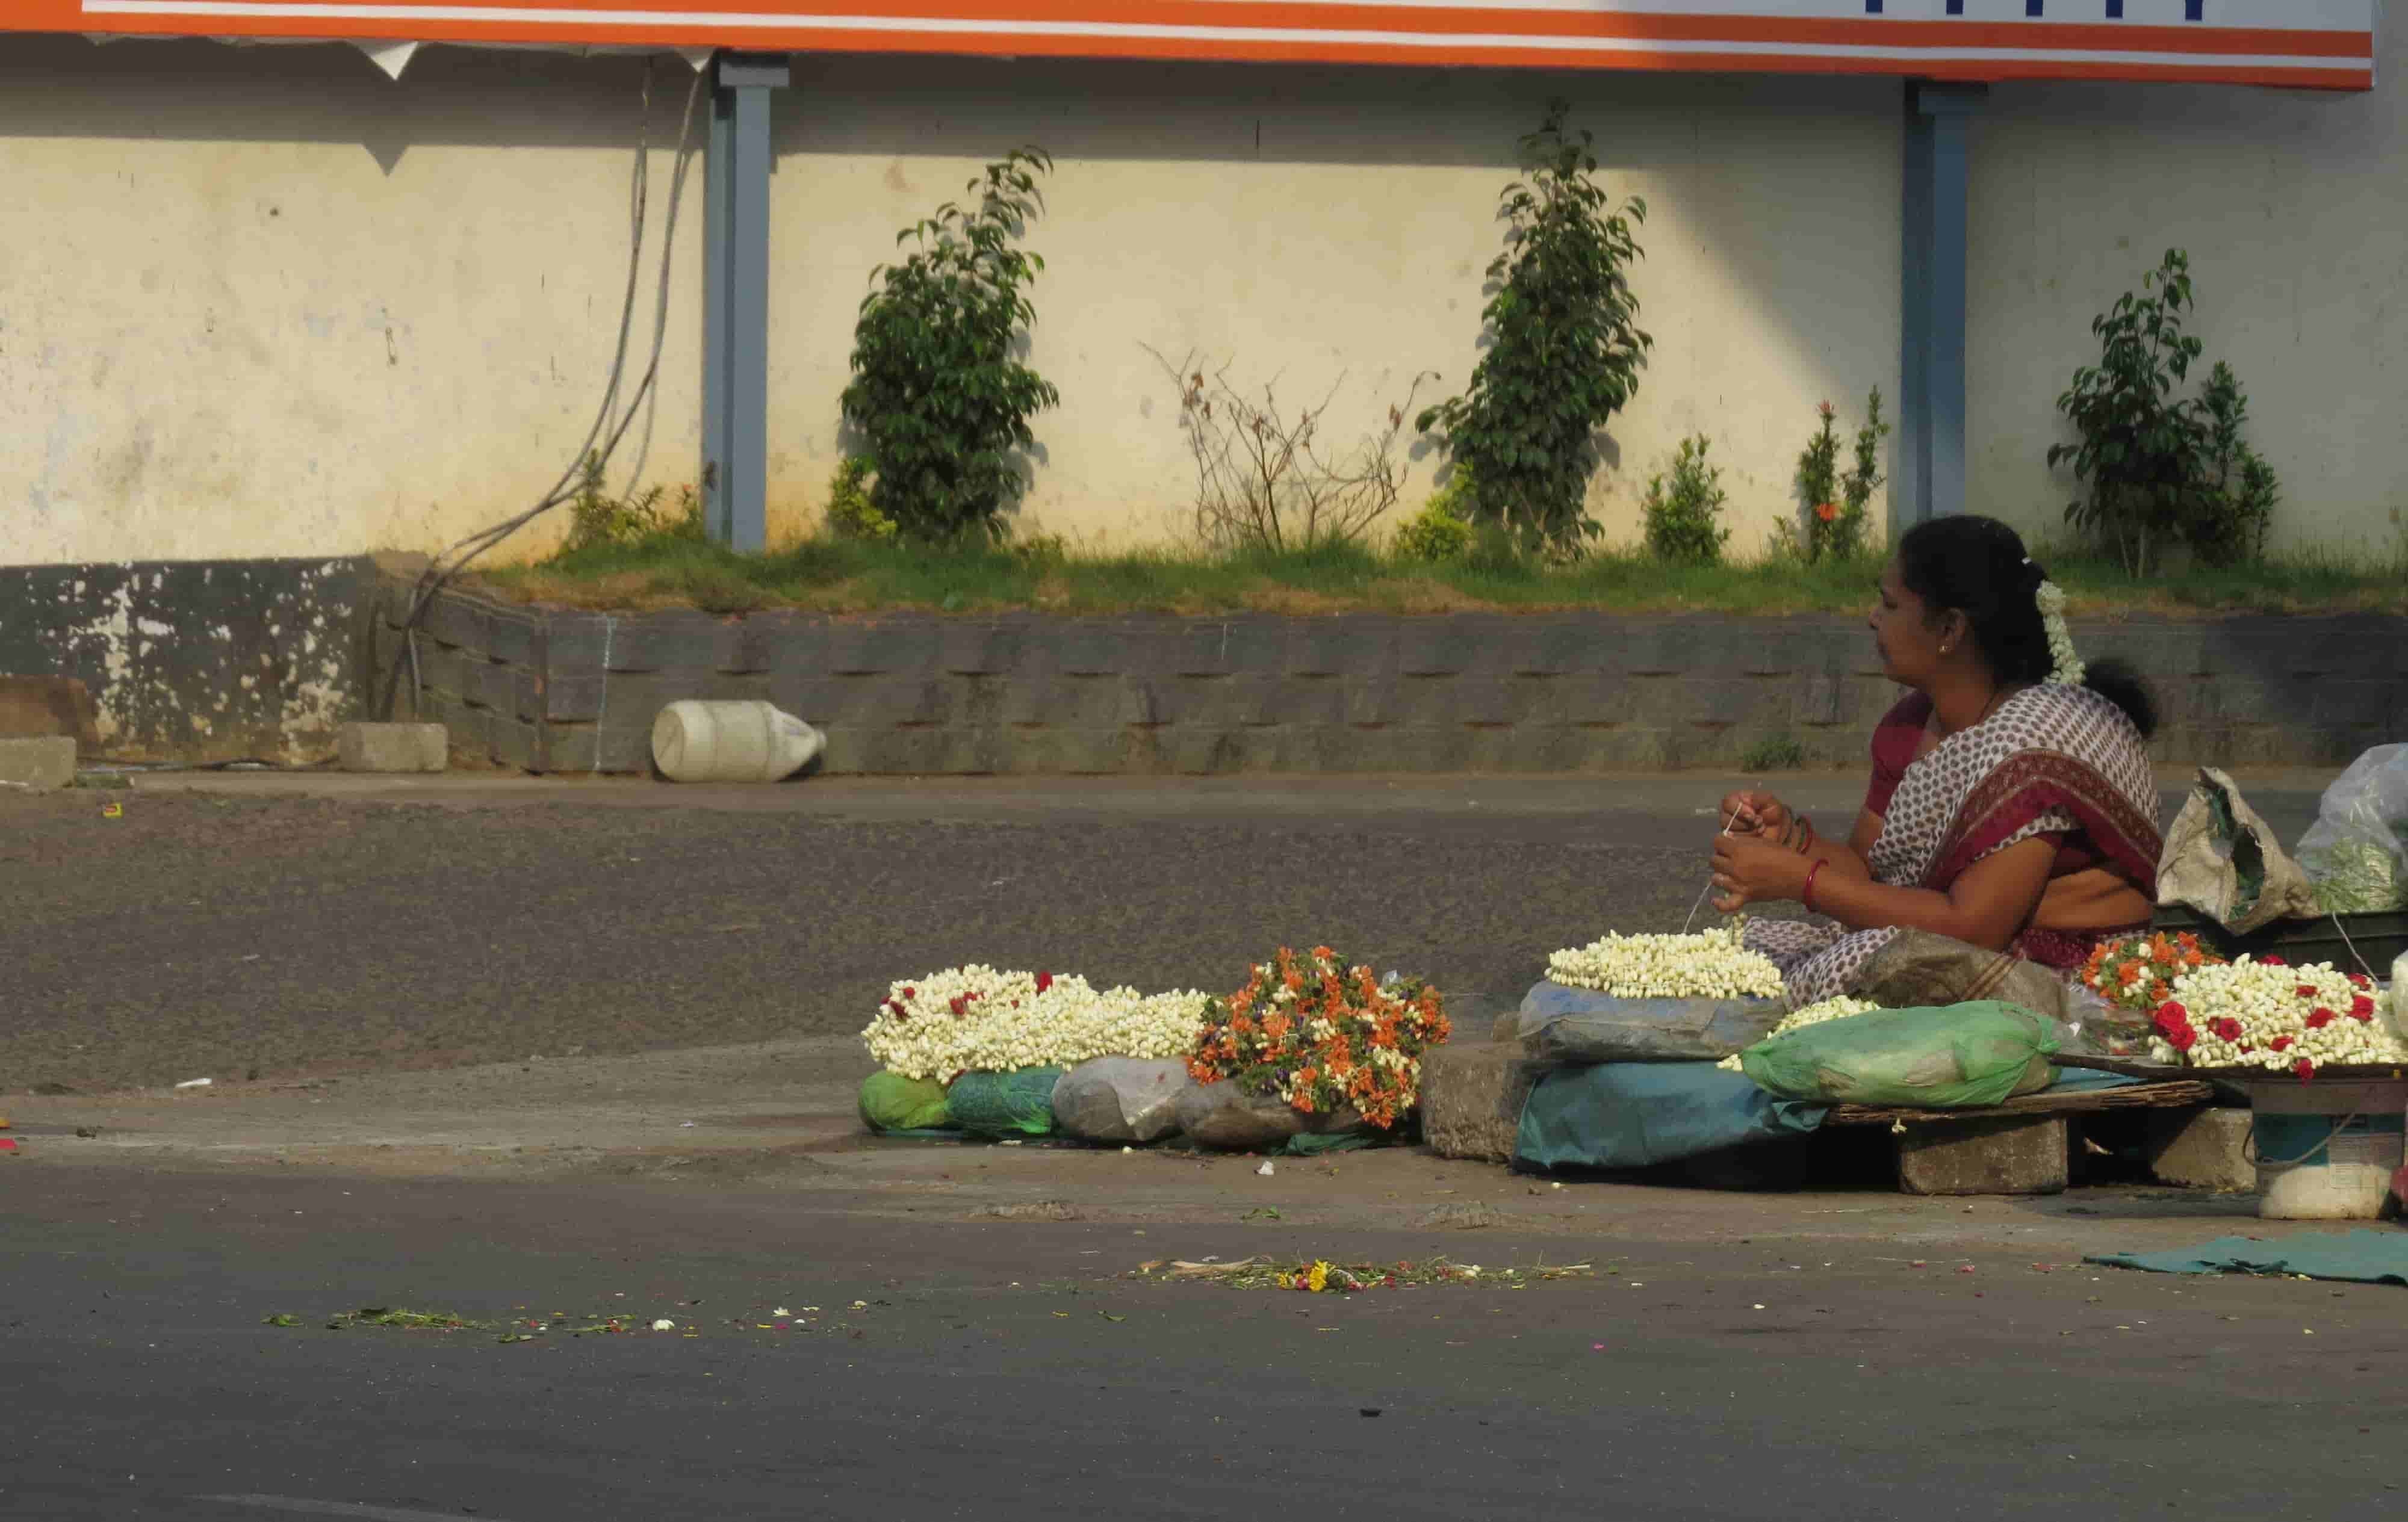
[703,52,788,552]
[1898,81,1984,535]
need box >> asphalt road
[1,771,2379,1522]
[1,773,2331,1095]
[6,1161,2403,1522]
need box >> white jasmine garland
[861,965,1214,1080]
[1715,995,1884,1071]
[1548,927,1785,1001]
[2034,579,2086,686]
[2152,956,2405,1076]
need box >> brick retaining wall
[374,577,2405,775]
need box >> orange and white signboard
[11,0,2379,89]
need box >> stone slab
[337,722,448,773]
[0,735,78,789]
[1896,1115,2070,1196]
[1419,1042,1554,1165]
[2144,1106,2256,1192]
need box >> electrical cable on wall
[377,56,706,722]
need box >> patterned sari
[1743,682,2162,1008]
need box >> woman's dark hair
[1895,515,2156,738]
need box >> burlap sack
[2156,766,2321,934]
[1850,928,2073,1025]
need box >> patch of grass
[1740,734,1808,773]
[468,534,2408,618]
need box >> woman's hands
[1718,790,1792,844]
[1710,835,1814,914]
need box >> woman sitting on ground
[1707,514,2163,1007]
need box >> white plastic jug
[650,700,824,783]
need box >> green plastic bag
[1737,1001,2059,1109]
[948,1066,1067,1137]
[858,1071,955,1134]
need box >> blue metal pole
[703,52,788,552]
[1899,81,1984,534]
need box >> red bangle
[1803,858,1828,913]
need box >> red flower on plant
[1815,502,1838,523]
[2306,1007,2338,1029]
[2208,1017,2244,1043]
[1817,400,1835,420]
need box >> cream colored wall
[0,37,710,567]
[1,34,2397,567]
[770,60,1903,555]
[1966,21,2408,559]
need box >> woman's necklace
[1938,682,2020,740]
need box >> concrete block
[1896,1115,2068,1196]
[1419,1042,1554,1164]
[0,735,76,789]
[336,722,447,773]
[2145,1106,2254,1192]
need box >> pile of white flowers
[2144,956,2405,1077]
[861,964,1214,1081]
[1716,995,1884,1072]
[1548,927,1785,1000]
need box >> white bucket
[2248,1078,2408,1220]
[650,700,824,783]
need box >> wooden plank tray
[1824,1079,2215,1128]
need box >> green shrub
[1795,402,1840,555]
[1789,389,1887,564]
[1833,388,1888,561]
[2048,250,2280,575]
[1416,99,1652,556]
[824,457,899,542]
[560,453,703,554]
[1640,435,1730,565]
[1392,475,1476,564]
[841,149,1060,543]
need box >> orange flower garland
[1187,946,1450,1130]
[2081,930,2223,1016]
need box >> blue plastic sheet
[2087,1230,2408,1286]
[1513,1061,2144,1172]
[1514,1062,1829,1171]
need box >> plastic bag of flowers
[857,1071,957,1136]
[948,1067,1069,1138]
[1184,947,1451,1149]
[1522,929,1788,1061]
[2297,744,2408,913]
[1737,1000,2059,1109]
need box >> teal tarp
[1514,1061,2144,1172]
[1514,1063,1830,1171]
[2086,1230,2408,1286]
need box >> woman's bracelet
[1803,858,1828,913]
[1792,816,1817,856]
